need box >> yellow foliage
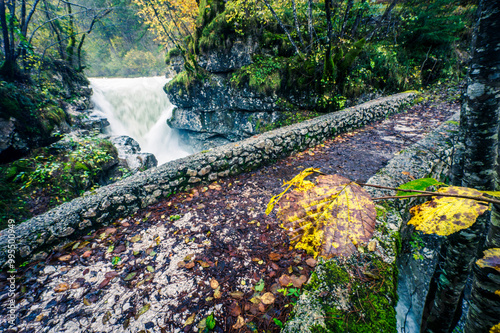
[408,186,489,236]
[476,248,500,273]
[274,174,376,258]
[265,167,320,215]
[490,322,500,333]
[133,0,198,46]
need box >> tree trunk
[291,0,305,49]
[308,0,313,51]
[422,1,500,332]
[262,0,302,57]
[340,0,353,38]
[463,1,500,331]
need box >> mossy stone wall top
[0,92,416,267]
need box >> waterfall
[89,77,192,165]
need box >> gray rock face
[166,72,315,150]
[198,39,257,73]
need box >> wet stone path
[0,98,458,333]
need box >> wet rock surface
[0,98,458,332]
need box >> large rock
[198,38,257,73]
[165,72,315,150]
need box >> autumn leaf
[490,322,500,333]
[276,174,376,257]
[261,292,275,304]
[408,186,489,236]
[184,313,196,327]
[476,248,500,273]
[397,177,446,196]
[135,304,150,320]
[233,316,245,329]
[266,168,320,215]
[54,282,70,292]
[210,278,219,289]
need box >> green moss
[305,256,397,333]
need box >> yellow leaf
[210,278,219,289]
[476,248,500,273]
[275,174,376,257]
[233,316,245,329]
[482,191,500,197]
[261,292,275,304]
[409,186,489,236]
[266,168,320,215]
[184,313,196,327]
[490,322,500,333]
[495,290,500,297]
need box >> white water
[89,77,191,165]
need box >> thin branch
[262,0,303,57]
[358,183,500,205]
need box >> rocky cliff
[164,37,317,150]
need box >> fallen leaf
[261,292,275,305]
[82,250,92,258]
[229,302,241,316]
[368,240,377,252]
[113,245,126,254]
[269,253,282,261]
[130,235,141,243]
[105,228,117,235]
[177,261,186,268]
[250,296,261,304]
[184,313,196,327]
[290,275,307,288]
[258,302,266,312]
[135,303,150,320]
[233,316,245,329]
[270,262,279,270]
[305,258,317,267]
[279,274,292,287]
[185,262,195,269]
[230,291,244,300]
[123,272,137,281]
[35,314,44,322]
[214,286,222,299]
[98,278,112,289]
[146,266,154,273]
[54,282,70,292]
[210,278,219,289]
[58,255,72,262]
[105,271,118,279]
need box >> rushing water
[89,77,192,165]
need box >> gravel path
[0,97,459,333]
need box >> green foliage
[0,136,117,229]
[231,55,284,94]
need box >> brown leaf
[98,278,112,289]
[82,250,92,258]
[269,253,282,261]
[113,245,126,254]
[261,292,275,305]
[305,258,317,267]
[210,278,219,289]
[232,316,245,329]
[279,274,292,287]
[54,282,70,292]
[229,302,241,317]
[177,261,186,268]
[105,271,119,279]
[290,275,307,288]
[270,262,279,270]
[185,262,195,269]
[229,291,244,300]
[105,228,117,235]
[258,302,266,312]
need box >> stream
[89,76,192,165]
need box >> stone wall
[0,92,416,267]
[282,113,459,332]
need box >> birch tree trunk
[421,0,500,332]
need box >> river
[89,76,192,165]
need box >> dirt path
[0,97,458,333]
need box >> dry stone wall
[0,92,416,267]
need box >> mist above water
[90,76,191,165]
